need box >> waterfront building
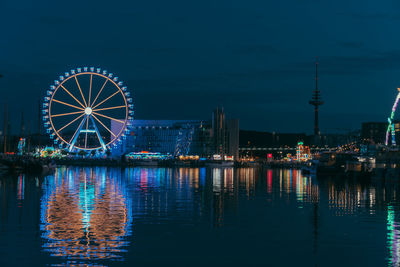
[111,109,239,158]
[361,122,387,144]
[226,119,239,159]
[212,107,240,159]
[212,107,226,155]
[212,107,240,158]
[111,120,213,156]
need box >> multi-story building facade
[111,120,213,156]
[111,110,239,158]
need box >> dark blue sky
[1,0,400,134]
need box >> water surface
[0,167,398,266]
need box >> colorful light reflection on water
[40,167,133,265]
[1,167,400,266]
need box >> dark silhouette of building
[361,122,387,144]
[212,107,239,158]
[240,130,308,148]
[226,119,239,159]
[212,107,226,155]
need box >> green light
[387,205,395,267]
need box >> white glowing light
[84,107,93,115]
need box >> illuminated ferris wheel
[386,88,400,146]
[42,67,134,152]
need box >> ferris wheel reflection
[40,167,133,263]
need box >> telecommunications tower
[309,59,324,136]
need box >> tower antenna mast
[309,57,324,136]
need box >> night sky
[1,0,399,134]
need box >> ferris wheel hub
[84,107,93,115]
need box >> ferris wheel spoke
[88,74,93,107]
[92,112,125,124]
[75,76,88,107]
[51,110,84,118]
[57,113,85,133]
[52,99,84,110]
[90,79,108,108]
[60,85,86,108]
[92,105,126,112]
[92,91,120,109]
[68,115,87,150]
[92,114,117,138]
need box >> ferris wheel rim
[44,68,133,151]
[49,73,128,148]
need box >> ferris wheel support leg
[392,123,396,146]
[90,116,107,151]
[386,124,391,146]
[69,116,87,152]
